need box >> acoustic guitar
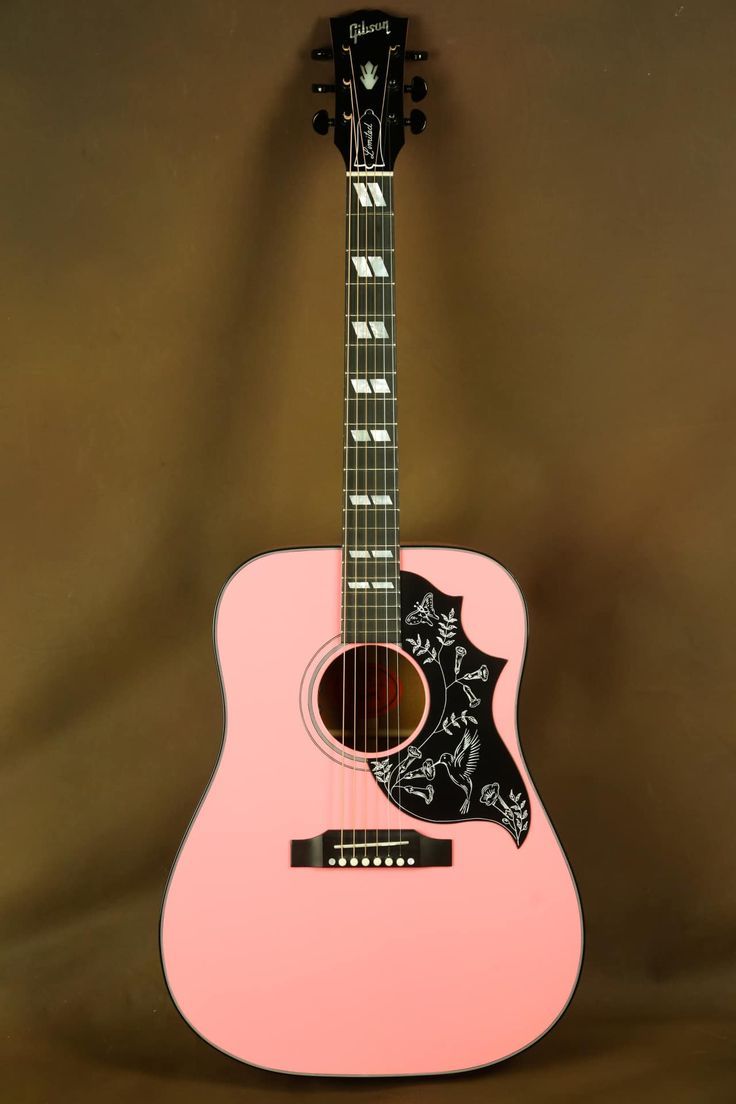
[160,8,583,1077]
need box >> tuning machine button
[405,76,428,102]
[405,49,429,61]
[405,109,427,134]
[312,110,334,135]
[312,83,336,94]
[311,47,333,60]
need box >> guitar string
[361,110,367,864]
[388,168,402,849]
[379,126,388,857]
[376,59,398,860]
[347,43,368,862]
[340,120,355,865]
[354,71,361,863]
[361,64,375,865]
[377,55,396,860]
[380,58,396,859]
[350,49,364,861]
[368,75,380,858]
[370,100,377,862]
[359,55,366,864]
[347,115,361,861]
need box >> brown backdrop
[2,2,734,1101]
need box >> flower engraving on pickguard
[405,605,479,758]
[480,783,529,845]
[370,583,531,846]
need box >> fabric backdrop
[2,1,734,1101]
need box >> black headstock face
[312,10,427,171]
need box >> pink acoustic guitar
[161,9,583,1078]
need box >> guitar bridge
[290,828,452,868]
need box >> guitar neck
[341,171,401,644]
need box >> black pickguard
[369,570,530,847]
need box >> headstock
[311,9,428,170]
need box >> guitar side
[160,545,584,1078]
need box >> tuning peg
[405,109,427,134]
[405,76,428,102]
[311,47,333,60]
[312,110,334,135]
[312,83,336,94]
[405,50,429,61]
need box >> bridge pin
[350,857,358,866]
[385,857,394,866]
[407,857,415,865]
[373,857,382,866]
[361,857,370,866]
[338,857,347,866]
[328,858,336,866]
[396,857,405,866]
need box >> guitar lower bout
[160,545,584,1077]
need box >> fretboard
[341,172,400,644]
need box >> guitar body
[160,545,583,1077]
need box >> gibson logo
[349,18,390,44]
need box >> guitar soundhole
[317,645,426,755]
